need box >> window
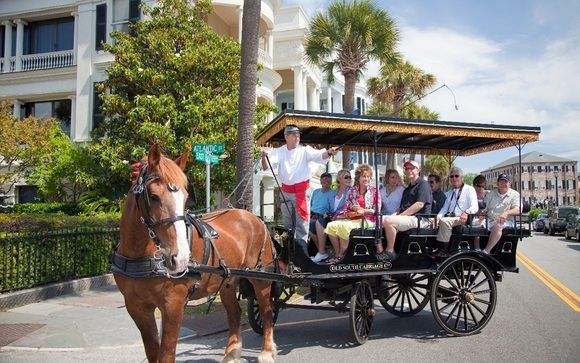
[17,185,39,203]
[24,18,74,54]
[112,0,141,34]
[553,165,559,172]
[92,83,105,131]
[22,99,72,137]
[96,4,107,51]
[537,165,542,172]
[0,26,4,58]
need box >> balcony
[1,50,74,73]
[258,48,273,69]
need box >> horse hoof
[258,351,276,363]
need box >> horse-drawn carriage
[112,110,540,362]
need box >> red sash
[281,180,310,220]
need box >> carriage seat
[451,224,488,236]
[503,227,531,237]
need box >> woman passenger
[325,164,381,264]
[324,169,352,259]
[380,169,404,215]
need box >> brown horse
[113,144,277,363]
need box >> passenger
[378,160,432,261]
[433,167,479,257]
[326,169,352,261]
[325,164,381,264]
[261,124,338,258]
[481,173,520,254]
[428,173,447,215]
[309,172,334,263]
[472,174,488,251]
[380,169,404,216]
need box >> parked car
[564,215,580,241]
[545,206,580,236]
[535,213,548,232]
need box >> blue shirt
[310,188,334,215]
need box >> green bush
[9,202,82,216]
[529,208,547,221]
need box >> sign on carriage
[193,143,224,165]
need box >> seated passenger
[309,172,335,262]
[428,173,447,215]
[325,169,352,261]
[472,174,488,250]
[325,164,381,264]
[379,160,432,261]
[380,169,404,216]
[433,167,478,257]
[480,173,520,254]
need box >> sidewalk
[0,279,229,352]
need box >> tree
[92,0,246,205]
[367,59,436,168]
[424,155,453,189]
[304,0,399,168]
[0,102,64,202]
[236,0,261,212]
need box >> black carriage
[196,110,540,344]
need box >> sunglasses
[344,175,351,179]
[449,175,460,178]
[428,180,436,184]
[404,167,416,171]
[476,184,485,188]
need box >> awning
[256,110,541,157]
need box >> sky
[282,0,580,174]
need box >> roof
[482,151,576,171]
[256,110,541,157]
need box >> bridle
[132,163,187,249]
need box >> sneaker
[311,252,329,263]
[376,250,397,261]
[474,248,481,252]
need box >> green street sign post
[193,143,225,212]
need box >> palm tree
[367,59,436,168]
[236,0,261,211]
[304,0,399,168]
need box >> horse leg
[125,300,161,363]
[251,279,277,363]
[220,282,243,363]
[158,294,188,363]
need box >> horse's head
[130,144,191,274]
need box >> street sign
[193,143,225,154]
[193,143,225,212]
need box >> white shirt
[438,184,479,218]
[267,144,325,185]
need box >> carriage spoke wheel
[247,285,295,335]
[377,273,431,316]
[430,256,497,336]
[349,280,375,345]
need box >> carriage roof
[256,110,541,157]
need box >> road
[1,233,578,363]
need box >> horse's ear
[174,146,190,171]
[148,143,161,168]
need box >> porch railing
[20,50,74,71]
[258,48,273,69]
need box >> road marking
[517,251,580,312]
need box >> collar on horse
[111,163,218,280]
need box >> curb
[0,274,116,311]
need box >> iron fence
[0,226,120,293]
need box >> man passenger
[433,167,478,257]
[309,172,334,262]
[428,173,446,215]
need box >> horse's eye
[149,194,161,203]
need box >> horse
[113,144,277,363]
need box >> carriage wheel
[430,256,497,336]
[349,280,375,345]
[377,273,431,317]
[247,285,295,335]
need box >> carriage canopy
[256,110,540,157]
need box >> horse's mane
[156,156,188,189]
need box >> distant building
[481,151,578,207]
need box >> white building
[0,0,370,207]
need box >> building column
[68,95,77,140]
[12,100,22,119]
[315,87,321,111]
[302,72,308,110]
[292,66,304,110]
[72,12,78,65]
[308,85,316,111]
[14,19,27,72]
[237,6,243,42]
[266,30,273,59]
[2,21,13,73]
[326,87,332,112]
[106,0,113,45]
